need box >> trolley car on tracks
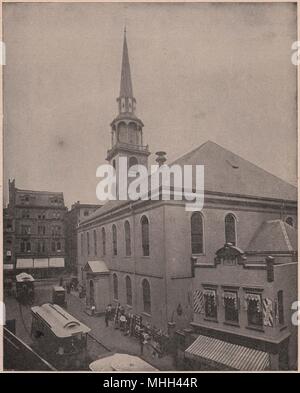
[16,272,35,304]
[30,303,91,370]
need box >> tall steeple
[107,29,150,171]
[117,27,136,115]
[120,28,133,98]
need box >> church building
[77,30,297,360]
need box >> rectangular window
[204,289,217,320]
[87,232,90,255]
[38,225,46,235]
[26,242,31,252]
[57,242,61,252]
[20,242,25,253]
[223,291,239,323]
[94,230,97,256]
[112,226,117,256]
[278,290,284,325]
[21,225,31,235]
[245,293,263,327]
[81,234,84,256]
[102,229,106,256]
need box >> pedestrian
[105,305,110,327]
[120,314,126,331]
[107,304,112,319]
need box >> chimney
[155,151,167,167]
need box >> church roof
[119,30,133,98]
[80,141,297,225]
[173,141,297,201]
[246,219,297,253]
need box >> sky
[3,2,297,208]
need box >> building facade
[77,31,298,364]
[65,201,100,274]
[3,207,15,274]
[4,179,67,278]
[182,221,297,371]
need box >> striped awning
[185,334,270,371]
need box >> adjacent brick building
[4,179,67,278]
[65,201,100,274]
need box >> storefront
[184,334,271,371]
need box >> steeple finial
[119,28,133,99]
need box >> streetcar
[52,286,67,308]
[16,272,35,304]
[30,303,91,370]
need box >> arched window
[285,217,294,227]
[124,221,131,256]
[52,241,56,253]
[129,156,138,168]
[113,273,118,300]
[118,121,127,142]
[126,276,132,306]
[93,229,97,256]
[87,232,90,255]
[128,156,139,176]
[142,279,151,314]
[141,216,150,256]
[102,228,106,256]
[128,122,138,144]
[225,214,236,246]
[80,233,84,256]
[112,225,117,256]
[191,213,204,254]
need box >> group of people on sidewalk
[104,303,165,359]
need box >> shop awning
[49,258,65,267]
[185,334,270,371]
[16,258,34,269]
[34,258,49,268]
[4,264,14,270]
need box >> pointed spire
[120,28,133,98]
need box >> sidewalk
[66,292,175,371]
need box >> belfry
[106,29,150,183]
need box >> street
[5,279,174,371]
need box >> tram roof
[31,303,91,338]
[16,272,35,282]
